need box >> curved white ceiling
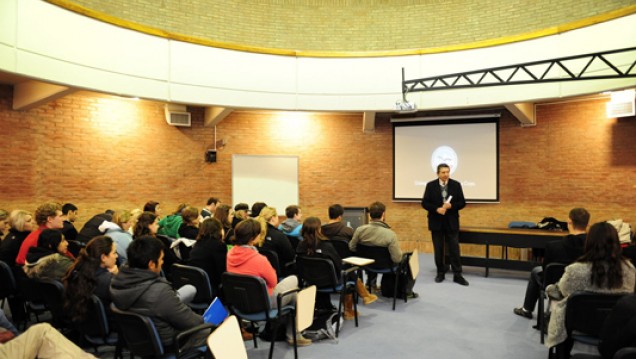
[1,0,635,111]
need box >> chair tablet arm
[342,266,360,275]
[276,287,301,309]
[175,322,216,353]
[340,266,360,285]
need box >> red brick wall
[1,85,634,255]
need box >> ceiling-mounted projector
[395,100,417,113]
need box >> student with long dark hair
[187,217,227,294]
[63,236,118,323]
[297,217,377,319]
[546,222,636,352]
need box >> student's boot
[343,294,356,320]
[356,278,378,305]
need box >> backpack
[380,263,415,299]
[537,217,568,231]
[302,309,341,342]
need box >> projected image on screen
[393,119,499,202]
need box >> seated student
[227,219,311,347]
[110,236,208,350]
[16,202,65,266]
[257,207,296,276]
[0,210,34,266]
[187,218,227,296]
[76,211,112,244]
[232,203,249,229]
[225,203,249,241]
[214,204,234,241]
[60,203,79,242]
[104,210,134,264]
[200,197,219,219]
[279,205,303,238]
[297,217,377,319]
[0,308,18,344]
[321,204,354,242]
[250,202,267,219]
[349,202,416,296]
[133,212,180,278]
[545,222,636,353]
[513,208,590,320]
[599,293,636,359]
[143,200,162,218]
[158,203,187,239]
[178,206,200,240]
[63,236,118,324]
[24,229,74,281]
[0,321,95,358]
[0,209,8,240]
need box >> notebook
[203,297,229,325]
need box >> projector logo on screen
[431,146,458,174]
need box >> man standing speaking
[422,163,469,286]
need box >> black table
[458,227,567,277]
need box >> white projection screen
[393,119,499,202]
[232,155,299,211]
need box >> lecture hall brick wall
[0,84,635,255]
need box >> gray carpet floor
[77,253,600,358]
[241,253,599,359]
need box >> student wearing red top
[226,219,310,347]
[15,203,65,266]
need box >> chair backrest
[33,279,67,328]
[295,255,339,289]
[171,263,214,303]
[565,291,626,338]
[543,262,566,288]
[286,235,300,251]
[78,295,111,339]
[221,272,271,316]
[257,247,282,278]
[329,239,352,259]
[356,244,396,270]
[614,347,636,359]
[0,260,16,300]
[206,315,248,359]
[110,303,165,357]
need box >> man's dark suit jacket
[543,233,586,269]
[421,178,466,232]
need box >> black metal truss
[402,47,636,95]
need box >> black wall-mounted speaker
[205,150,217,163]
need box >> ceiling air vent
[606,89,635,118]
[165,104,191,127]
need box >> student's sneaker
[287,334,312,347]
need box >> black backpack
[537,217,568,231]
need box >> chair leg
[291,310,298,359]
[336,291,344,337]
[352,287,359,328]
[392,272,398,311]
[251,322,258,348]
[538,293,545,344]
[268,321,278,359]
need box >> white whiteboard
[232,155,299,213]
